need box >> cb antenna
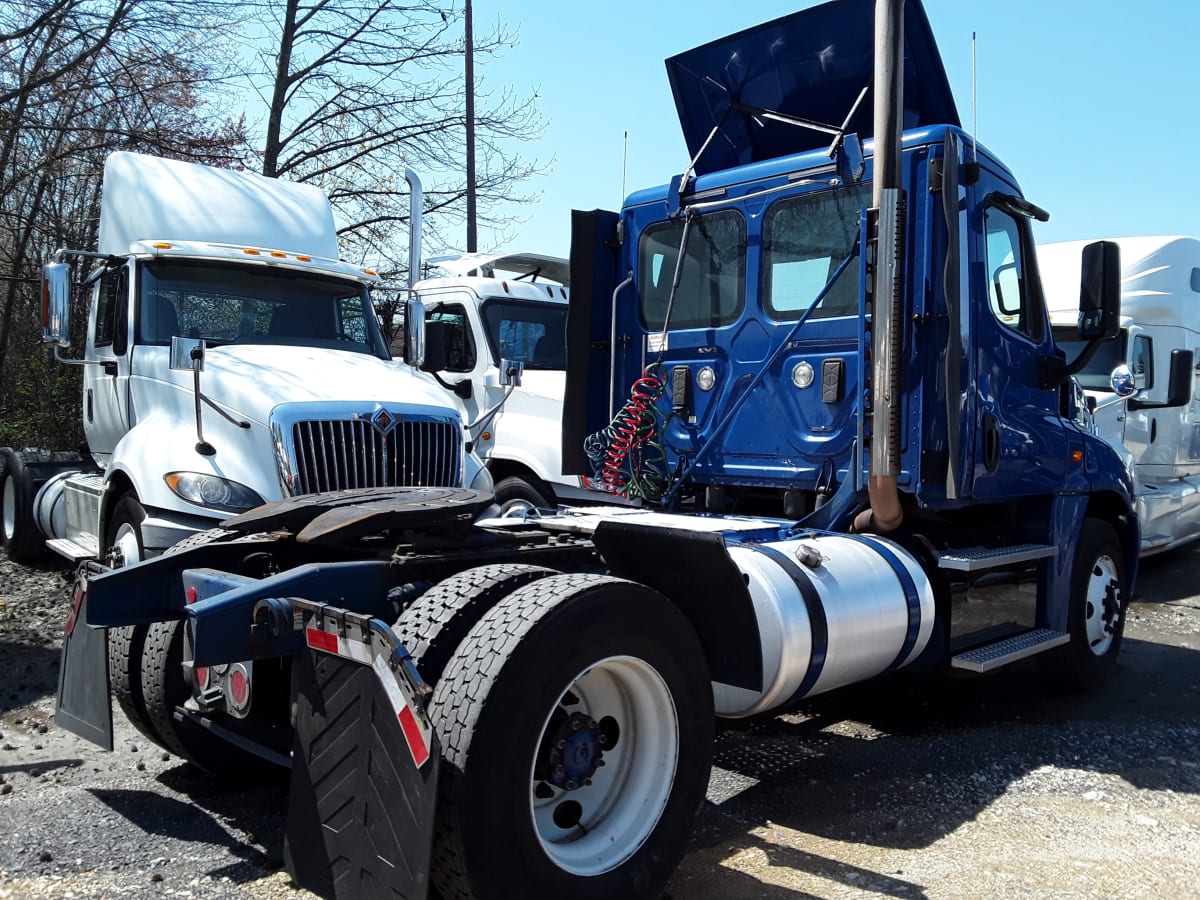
[971,31,979,163]
[621,130,629,200]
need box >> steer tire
[391,563,557,686]
[492,475,555,514]
[1040,519,1129,690]
[429,573,713,900]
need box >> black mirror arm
[1040,337,1107,390]
[428,370,472,400]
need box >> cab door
[83,264,133,465]
[969,180,1069,500]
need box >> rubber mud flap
[286,649,439,900]
[55,577,114,751]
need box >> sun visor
[665,0,959,176]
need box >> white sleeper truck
[0,151,489,566]
[1042,235,1200,555]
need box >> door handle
[983,413,1000,472]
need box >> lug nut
[584,778,592,786]
[571,719,582,731]
[565,779,578,790]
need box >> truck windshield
[1053,325,1127,391]
[136,259,389,359]
[480,298,568,370]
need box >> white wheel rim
[113,522,142,567]
[1083,553,1119,656]
[529,655,679,876]
[1,476,14,542]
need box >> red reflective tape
[398,705,430,768]
[305,627,339,654]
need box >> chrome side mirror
[41,262,72,346]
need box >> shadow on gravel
[90,786,284,881]
[0,641,61,713]
[0,757,82,776]
[698,642,1200,857]
[672,834,926,899]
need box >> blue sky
[462,0,1199,260]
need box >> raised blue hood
[665,0,959,176]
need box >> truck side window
[1131,335,1153,389]
[638,210,745,331]
[763,182,870,320]
[94,267,128,354]
[984,207,1041,342]
[430,304,476,372]
[480,299,568,370]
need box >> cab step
[950,628,1069,672]
[45,536,99,564]
[936,543,1057,572]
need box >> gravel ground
[1,544,1198,899]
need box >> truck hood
[183,345,460,425]
[666,0,958,176]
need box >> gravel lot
[1,544,1197,899]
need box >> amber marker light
[296,254,312,261]
[152,242,172,249]
[270,250,286,258]
[1071,449,1084,464]
[243,248,261,255]
[481,431,492,441]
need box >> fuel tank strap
[843,535,923,671]
[736,542,829,701]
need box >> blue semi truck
[55,1,1186,898]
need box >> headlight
[164,472,264,512]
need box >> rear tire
[1,450,43,564]
[1041,519,1129,690]
[391,563,557,686]
[429,574,713,900]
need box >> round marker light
[792,361,815,389]
[696,366,716,392]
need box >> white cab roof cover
[428,252,570,286]
[98,151,340,259]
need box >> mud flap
[286,649,439,900]
[55,573,113,751]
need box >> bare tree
[251,0,546,277]
[0,0,251,444]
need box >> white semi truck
[0,151,489,566]
[1042,235,1200,555]
[409,251,619,511]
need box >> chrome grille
[290,417,461,494]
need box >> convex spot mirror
[1110,364,1136,398]
[169,336,205,371]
